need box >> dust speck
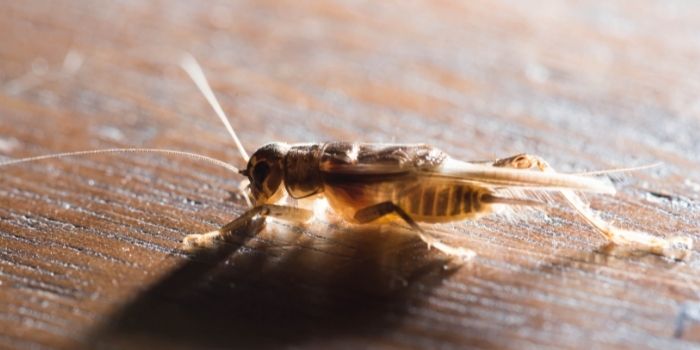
[684,179,700,193]
[31,57,49,76]
[96,126,125,141]
[62,49,84,75]
[0,137,20,153]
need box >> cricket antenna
[0,148,241,175]
[576,162,663,176]
[1,148,254,208]
[180,53,250,163]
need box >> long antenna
[0,148,240,174]
[180,53,250,162]
[575,162,662,176]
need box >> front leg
[493,153,693,260]
[354,201,475,260]
[183,204,314,252]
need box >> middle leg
[354,201,475,260]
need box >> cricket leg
[493,154,693,260]
[354,201,476,260]
[183,204,314,252]
[237,179,253,207]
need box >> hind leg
[354,201,475,260]
[492,153,692,259]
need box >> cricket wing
[432,158,615,194]
[317,143,613,194]
[319,143,447,175]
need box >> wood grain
[2,1,700,349]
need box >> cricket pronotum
[0,54,693,261]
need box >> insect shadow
[86,219,458,349]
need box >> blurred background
[1,1,700,349]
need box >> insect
[0,55,693,261]
[182,140,692,260]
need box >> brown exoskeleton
[0,55,693,260]
[182,140,692,260]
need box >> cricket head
[241,142,289,204]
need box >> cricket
[0,55,693,261]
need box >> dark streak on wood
[1,1,700,349]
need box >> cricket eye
[252,162,271,185]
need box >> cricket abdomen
[397,183,494,223]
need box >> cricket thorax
[284,144,325,198]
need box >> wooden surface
[2,1,700,349]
